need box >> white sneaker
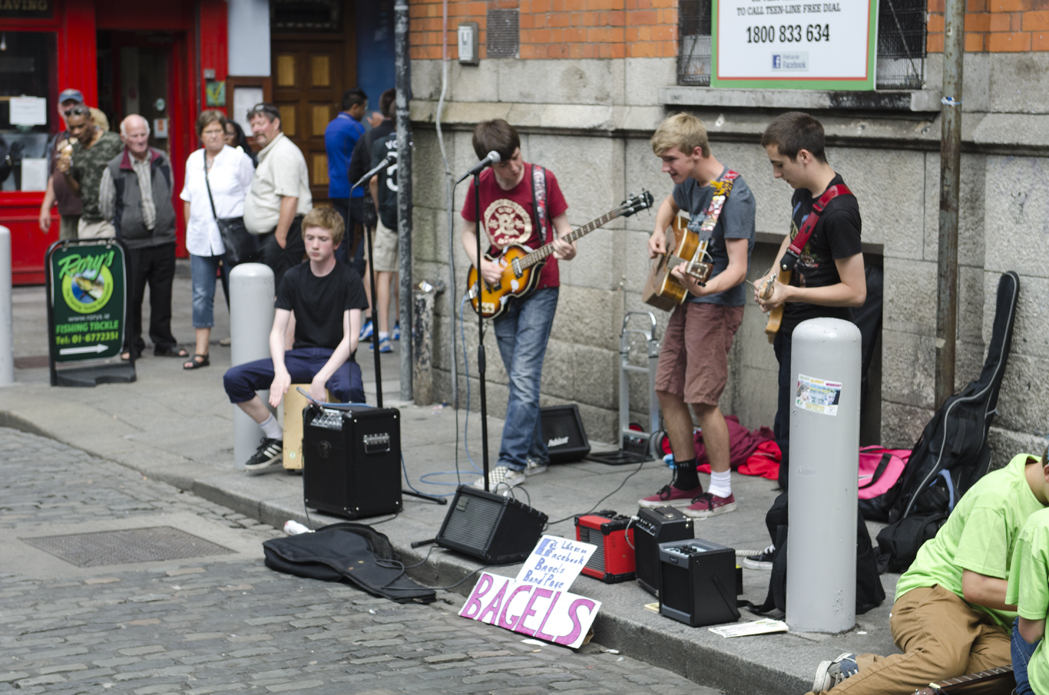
[812,653,858,692]
[472,466,526,492]
[742,544,776,571]
[524,458,548,476]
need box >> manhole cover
[22,526,236,567]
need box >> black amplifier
[633,506,694,597]
[302,404,402,519]
[658,538,740,628]
[435,486,547,565]
[541,405,591,464]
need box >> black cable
[544,458,647,529]
[427,563,493,591]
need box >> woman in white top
[180,110,255,369]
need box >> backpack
[372,134,398,230]
[857,446,911,521]
[884,271,1019,526]
[875,511,950,574]
[743,493,885,616]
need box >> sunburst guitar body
[642,215,714,312]
[467,191,654,319]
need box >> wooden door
[271,41,343,204]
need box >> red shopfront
[0,0,228,285]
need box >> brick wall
[926,0,1049,52]
[409,0,677,60]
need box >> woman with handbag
[180,110,256,369]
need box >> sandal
[156,346,189,358]
[183,354,210,370]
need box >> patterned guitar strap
[686,170,739,271]
[531,164,549,244]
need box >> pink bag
[858,446,910,500]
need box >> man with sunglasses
[242,103,312,289]
[56,102,123,239]
[38,88,85,240]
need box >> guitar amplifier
[658,538,741,628]
[574,510,635,583]
[541,405,591,464]
[435,486,547,565]
[302,404,403,519]
[633,506,694,597]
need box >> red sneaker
[638,483,704,509]
[683,492,737,518]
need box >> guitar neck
[914,667,1013,695]
[517,209,623,269]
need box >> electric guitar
[912,666,1013,694]
[467,191,654,320]
[758,270,788,343]
[642,215,715,312]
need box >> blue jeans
[190,253,229,329]
[1013,617,1040,695]
[773,331,793,490]
[492,287,558,471]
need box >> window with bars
[677,0,926,89]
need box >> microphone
[351,151,398,190]
[456,151,501,184]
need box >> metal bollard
[412,280,444,406]
[230,263,275,469]
[785,317,861,634]
[0,227,11,386]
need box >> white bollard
[785,317,861,634]
[0,226,12,386]
[230,263,275,469]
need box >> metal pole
[935,0,965,407]
[785,318,861,634]
[395,0,414,402]
[0,226,12,386]
[413,281,444,406]
[230,263,275,469]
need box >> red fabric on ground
[661,415,780,480]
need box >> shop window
[272,0,341,32]
[677,0,926,89]
[0,31,56,192]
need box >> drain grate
[22,526,236,567]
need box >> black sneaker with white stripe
[244,438,283,475]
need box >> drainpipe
[395,0,414,402]
[935,0,964,407]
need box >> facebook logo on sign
[773,55,781,69]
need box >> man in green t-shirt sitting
[808,446,1049,695]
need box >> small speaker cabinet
[575,511,635,583]
[658,538,741,628]
[633,506,694,596]
[302,404,402,519]
[540,405,591,463]
[436,486,548,564]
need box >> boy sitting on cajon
[223,207,369,475]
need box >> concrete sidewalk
[2,269,901,695]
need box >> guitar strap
[530,164,549,244]
[691,169,740,240]
[779,183,853,273]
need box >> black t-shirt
[781,173,863,336]
[276,262,369,350]
[371,133,398,229]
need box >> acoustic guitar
[642,215,715,312]
[467,191,654,320]
[912,666,1014,694]
[757,270,788,343]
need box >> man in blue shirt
[325,88,367,264]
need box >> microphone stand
[350,171,444,507]
[472,171,492,493]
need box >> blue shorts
[223,347,365,405]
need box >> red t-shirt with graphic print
[461,162,569,290]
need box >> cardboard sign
[459,572,600,649]
[515,535,596,590]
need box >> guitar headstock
[619,190,654,218]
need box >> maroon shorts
[655,302,744,406]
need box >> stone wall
[408,54,1049,467]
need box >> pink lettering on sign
[477,579,509,623]
[555,598,597,646]
[534,591,563,642]
[517,588,553,637]
[461,573,494,619]
[499,584,532,630]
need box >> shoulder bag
[203,153,258,267]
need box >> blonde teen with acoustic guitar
[638,114,756,519]
[460,120,576,493]
[747,112,866,569]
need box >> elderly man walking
[99,115,185,361]
[243,103,312,289]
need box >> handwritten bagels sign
[459,535,600,648]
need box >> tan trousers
[810,585,1012,695]
[77,218,116,239]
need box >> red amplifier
[574,510,636,583]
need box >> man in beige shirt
[243,103,312,289]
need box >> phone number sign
[712,0,878,90]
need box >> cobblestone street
[0,428,720,695]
